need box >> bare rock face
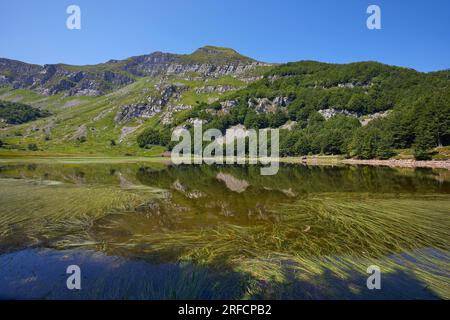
[155,83,188,103]
[121,52,179,77]
[115,83,189,123]
[318,108,391,126]
[161,104,193,125]
[186,118,208,126]
[64,72,133,96]
[337,82,372,89]
[279,120,297,130]
[248,96,293,113]
[0,58,42,89]
[49,79,76,95]
[163,62,267,78]
[318,108,361,120]
[195,85,240,94]
[8,62,136,96]
[122,50,269,78]
[115,104,162,124]
[219,100,238,114]
[359,110,390,126]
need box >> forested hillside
[142,61,449,160]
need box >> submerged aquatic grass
[91,192,450,298]
[0,178,161,251]
[0,161,448,299]
[103,194,449,262]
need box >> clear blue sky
[1,0,449,71]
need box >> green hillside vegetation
[139,61,449,160]
[0,72,248,155]
[0,55,449,160]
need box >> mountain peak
[193,46,240,55]
[181,46,256,65]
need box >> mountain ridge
[0,46,270,96]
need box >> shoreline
[282,156,450,170]
[340,158,450,170]
[0,152,449,170]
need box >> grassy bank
[1,145,450,169]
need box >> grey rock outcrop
[318,108,391,126]
[0,58,135,96]
[248,97,293,113]
[115,104,162,123]
[279,121,297,130]
[318,108,361,120]
[115,82,190,123]
[195,85,240,94]
[186,118,208,126]
[359,110,390,126]
[161,104,193,125]
[219,100,238,114]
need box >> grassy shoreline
[1,150,449,169]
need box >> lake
[0,158,449,299]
